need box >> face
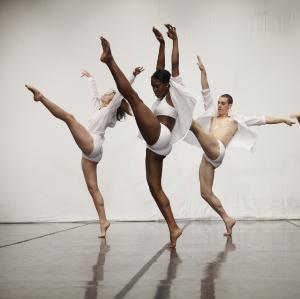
[101,91,115,105]
[151,77,169,99]
[217,96,232,116]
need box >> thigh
[129,93,162,145]
[192,123,220,159]
[81,157,98,187]
[68,118,94,155]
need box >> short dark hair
[151,69,171,84]
[220,94,233,105]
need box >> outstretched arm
[197,56,209,90]
[243,115,295,127]
[165,24,179,77]
[265,116,295,126]
[152,27,165,70]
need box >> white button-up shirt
[87,75,135,134]
[184,88,266,151]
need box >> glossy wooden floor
[1,220,300,299]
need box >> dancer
[185,56,295,236]
[100,24,197,247]
[25,67,143,237]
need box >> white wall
[0,0,299,222]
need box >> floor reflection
[153,248,182,299]
[84,238,110,299]
[201,237,236,299]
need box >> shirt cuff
[202,88,210,96]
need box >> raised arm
[152,27,165,70]
[81,69,100,110]
[197,56,209,90]
[165,24,179,77]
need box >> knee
[147,180,162,198]
[200,188,212,201]
[129,91,143,105]
[65,113,76,125]
[86,183,99,196]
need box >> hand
[81,70,92,78]
[152,27,165,43]
[285,118,296,126]
[133,67,145,76]
[165,24,177,40]
[197,55,206,72]
[290,112,300,123]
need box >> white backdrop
[0,0,300,222]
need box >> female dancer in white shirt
[25,67,143,238]
[100,24,197,247]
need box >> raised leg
[199,158,236,236]
[26,85,93,155]
[190,120,220,160]
[81,157,110,238]
[146,149,182,247]
[100,37,161,145]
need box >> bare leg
[199,158,236,236]
[25,85,94,155]
[146,149,182,247]
[100,37,161,145]
[81,157,110,238]
[190,120,220,160]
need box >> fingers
[100,36,109,45]
[290,112,300,119]
[164,24,176,31]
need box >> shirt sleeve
[106,74,136,112]
[241,115,266,126]
[87,77,101,110]
[171,75,184,87]
[202,88,215,111]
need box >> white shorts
[82,133,103,163]
[147,123,172,156]
[203,139,226,168]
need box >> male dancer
[185,56,295,236]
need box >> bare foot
[168,228,182,248]
[100,37,113,63]
[98,221,110,238]
[223,218,236,236]
[25,85,44,101]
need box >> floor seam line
[0,223,90,248]
[113,221,192,299]
[285,220,300,229]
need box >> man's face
[218,96,231,116]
